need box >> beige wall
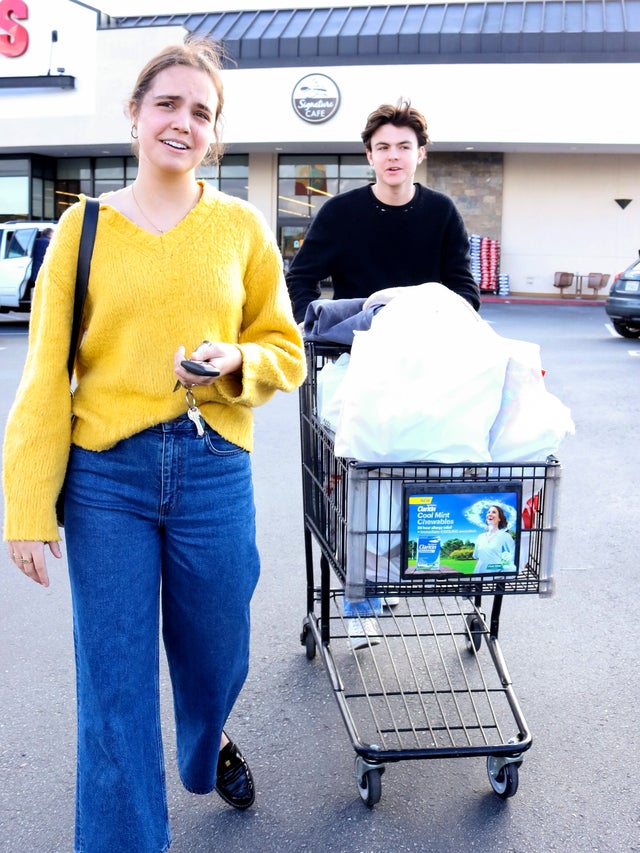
[247,152,278,226]
[502,153,640,294]
[428,151,640,294]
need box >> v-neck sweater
[3,182,305,541]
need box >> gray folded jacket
[303,297,379,344]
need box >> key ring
[185,388,198,409]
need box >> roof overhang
[101,3,640,68]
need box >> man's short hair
[361,98,430,150]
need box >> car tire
[612,320,640,339]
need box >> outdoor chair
[553,272,574,297]
[587,273,610,297]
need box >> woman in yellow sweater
[3,37,304,853]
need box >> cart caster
[300,619,316,660]
[487,755,519,798]
[304,630,316,660]
[465,614,484,653]
[355,755,384,807]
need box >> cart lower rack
[299,343,560,805]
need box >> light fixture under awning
[0,75,75,90]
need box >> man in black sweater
[287,100,480,648]
[286,99,480,324]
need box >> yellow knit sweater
[3,183,305,542]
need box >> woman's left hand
[173,341,242,388]
[8,539,63,588]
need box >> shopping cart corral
[299,342,561,806]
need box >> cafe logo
[292,74,340,124]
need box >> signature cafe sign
[292,74,340,124]
[0,0,29,57]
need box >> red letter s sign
[0,0,29,58]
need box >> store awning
[103,2,640,67]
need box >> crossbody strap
[67,198,100,379]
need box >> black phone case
[181,360,221,377]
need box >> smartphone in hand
[180,360,221,378]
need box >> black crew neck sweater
[286,183,480,323]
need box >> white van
[0,221,57,313]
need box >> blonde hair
[129,36,225,165]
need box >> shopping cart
[299,342,561,805]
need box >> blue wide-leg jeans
[64,415,260,853]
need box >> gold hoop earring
[130,126,138,140]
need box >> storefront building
[1,0,639,295]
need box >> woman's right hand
[7,540,62,588]
[173,342,243,387]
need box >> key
[185,389,205,438]
[187,405,205,437]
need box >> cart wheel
[300,621,317,660]
[487,757,519,798]
[465,615,483,653]
[356,767,383,807]
[304,629,317,660]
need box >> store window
[0,159,30,222]
[278,156,339,224]
[55,158,93,219]
[197,155,248,200]
[126,159,139,185]
[337,155,374,194]
[0,157,57,222]
[31,158,56,220]
[94,157,127,197]
[277,154,372,271]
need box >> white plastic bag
[365,477,403,584]
[334,283,509,463]
[316,353,350,433]
[489,338,575,461]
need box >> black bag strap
[67,198,100,379]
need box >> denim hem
[77,842,171,853]
[179,766,216,796]
[183,783,216,796]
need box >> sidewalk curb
[481,295,606,307]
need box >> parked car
[0,220,57,313]
[605,253,640,338]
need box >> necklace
[130,184,165,234]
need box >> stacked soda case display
[469,234,482,285]
[469,234,501,293]
[498,274,510,296]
